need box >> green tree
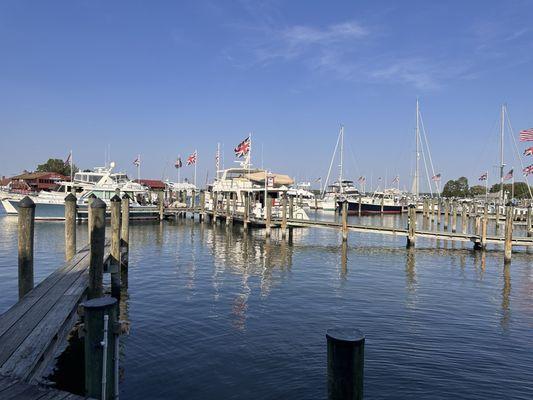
[36,158,78,177]
[469,185,486,197]
[442,177,469,198]
[490,182,532,199]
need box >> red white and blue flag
[504,169,513,181]
[64,152,71,165]
[431,173,441,182]
[186,151,197,166]
[524,147,533,156]
[391,176,399,184]
[358,176,366,183]
[478,172,488,181]
[520,128,533,142]
[234,136,250,158]
[174,157,182,169]
[523,165,533,176]
[133,156,140,167]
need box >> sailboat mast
[339,125,344,193]
[415,98,420,197]
[499,104,505,202]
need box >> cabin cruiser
[1,164,159,220]
[339,189,406,215]
[318,180,359,211]
[287,182,315,208]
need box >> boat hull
[339,200,404,215]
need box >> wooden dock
[0,374,87,399]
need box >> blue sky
[1,0,533,191]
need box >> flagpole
[138,154,141,182]
[511,173,515,201]
[70,150,73,184]
[194,150,197,187]
[485,171,488,202]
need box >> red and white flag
[504,169,513,181]
[187,151,197,166]
[133,156,140,167]
[524,147,533,156]
[234,136,250,158]
[478,172,488,181]
[523,165,533,176]
[519,128,533,142]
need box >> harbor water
[0,212,532,399]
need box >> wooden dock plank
[0,375,88,399]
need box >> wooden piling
[64,193,77,262]
[226,193,231,226]
[243,192,249,231]
[158,191,164,221]
[380,196,384,215]
[358,194,362,217]
[407,204,416,248]
[265,193,272,238]
[443,199,449,230]
[504,204,513,263]
[110,195,121,298]
[527,205,532,238]
[82,297,118,400]
[481,203,488,249]
[121,194,130,267]
[436,199,441,226]
[212,191,218,224]
[87,193,96,238]
[18,196,35,299]
[281,193,288,239]
[451,201,457,233]
[199,190,206,222]
[89,198,106,299]
[341,200,348,242]
[461,202,467,234]
[191,189,196,216]
[326,328,365,400]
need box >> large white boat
[1,164,159,220]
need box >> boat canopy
[245,172,294,186]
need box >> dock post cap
[90,198,106,209]
[88,193,97,199]
[19,196,36,208]
[408,204,416,209]
[326,328,365,344]
[64,193,77,202]
[82,296,117,310]
[121,193,130,200]
[110,194,121,202]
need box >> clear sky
[1,0,533,192]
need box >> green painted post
[18,196,35,299]
[327,328,365,400]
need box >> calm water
[0,212,532,399]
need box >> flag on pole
[519,128,533,142]
[524,147,533,156]
[358,176,366,183]
[523,165,533,176]
[504,169,513,181]
[234,136,251,158]
[133,156,140,167]
[64,152,71,165]
[315,177,321,182]
[174,157,182,169]
[478,172,488,181]
[431,173,441,182]
[186,151,197,166]
[391,176,399,184]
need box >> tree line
[441,176,532,199]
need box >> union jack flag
[524,147,533,156]
[431,173,441,182]
[478,172,488,181]
[133,156,140,167]
[174,157,182,169]
[523,165,533,176]
[234,136,250,158]
[504,169,513,181]
[519,128,533,142]
[186,151,197,166]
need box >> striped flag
[234,136,250,158]
[504,169,513,181]
[431,173,441,182]
[133,156,140,167]
[523,165,533,176]
[391,176,399,184]
[519,128,533,142]
[524,147,533,156]
[478,172,488,181]
[64,152,71,165]
[186,151,197,166]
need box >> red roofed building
[134,179,166,191]
[10,172,67,191]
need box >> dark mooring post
[87,193,96,239]
[121,194,130,267]
[265,193,272,238]
[89,198,106,299]
[407,204,416,248]
[327,328,365,400]
[65,193,77,262]
[83,297,118,400]
[504,204,513,263]
[342,200,348,242]
[18,196,35,299]
[281,193,288,239]
[110,195,121,298]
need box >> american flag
[186,151,197,166]
[523,165,533,176]
[504,169,513,181]
[315,177,321,182]
[520,128,533,142]
[234,136,250,158]
[431,173,441,182]
[478,172,488,181]
[133,156,140,167]
[391,176,399,184]
[64,152,71,165]
[358,176,366,183]
[524,147,533,156]
[174,157,182,169]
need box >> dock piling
[326,328,365,400]
[87,193,96,238]
[121,194,130,268]
[199,190,206,222]
[504,204,513,263]
[461,202,467,234]
[527,205,532,238]
[407,204,416,248]
[443,199,449,231]
[110,195,121,298]
[243,193,249,231]
[281,194,288,239]
[18,196,35,300]
[451,201,457,233]
[65,193,77,262]
[341,200,348,242]
[89,198,106,299]
[265,193,272,238]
